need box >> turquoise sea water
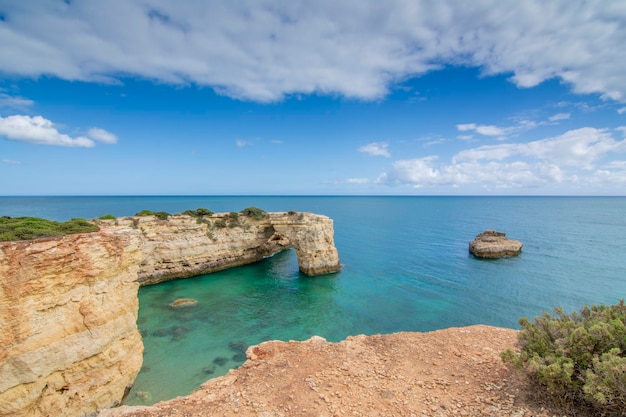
[2,196,625,404]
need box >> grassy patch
[0,216,100,242]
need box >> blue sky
[1,1,625,195]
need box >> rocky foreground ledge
[101,325,557,417]
[0,211,340,417]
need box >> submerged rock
[213,357,229,366]
[201,365,216,375]
[151,325,191,339]
[169,298,198,308]
[469,230,523,258]
[228,340,248,353]
[134,391,152,402]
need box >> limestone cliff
[119,211,340,285]
[0,211,340,417]
[0,227,143,417]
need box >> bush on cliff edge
[502,300,626,415]
[0,216,99,241]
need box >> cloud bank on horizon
[0,0,625,194]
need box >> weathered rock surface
[0,211,340,417]
[0,227,144,417]
[99,325,560,417]
[127,211,340,285]
[270,212,341,276]
[469,230,523,258]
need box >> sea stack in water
[469,230,522,258]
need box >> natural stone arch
[269,213,341,275]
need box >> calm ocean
[2,196,625,404]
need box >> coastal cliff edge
[0,211,340,417]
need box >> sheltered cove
[0,211,340,417]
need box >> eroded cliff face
[270,213,341,276]
[125,211,340,285]
[0,211,340,417]
[0,227,144,417]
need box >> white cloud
[456,114,572,141]
[236,139,252,148]
[454,128,626,168]
[87,127,118,144]
[345,178,370,184]
[2,159,21,165]
[618,107,626,115]
[378,128,626,190]
[474,125,505,136]
[270,140,284,144]
[0,93,34,110]
[456,123,508,139]
[0,115,95,147]
[548,113,570,122]
[0,1,624,102]
[358,142,391,157]
[457,124,476,132]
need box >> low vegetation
[240,206,268,220]
[134,210,169,220]
[182,208,214,217]
[213,219,227,228]
[502,300,626,415]
[0,206,270,242]
[0,216,100,242]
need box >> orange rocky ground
[100,325,571,417]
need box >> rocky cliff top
[101,325,563,417]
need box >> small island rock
[169,298,198,308]
[469,230,522,258]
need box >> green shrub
[98,214,116,220]
[240,207,268,220]
[214,219,227,228]
[134,210,169,220]
[288,210,297,215]
[0,217,99,242]
[182,208,214,217]
[502,300,626,415]
[228,212,240,227]
[154,211,170,220]
[196,208,213,216]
